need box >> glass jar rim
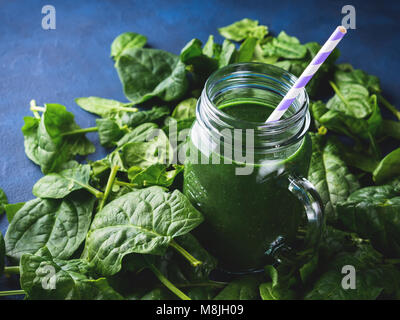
[203,62,309,133]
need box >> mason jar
[183,63,324,272]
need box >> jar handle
[287,175,325,248]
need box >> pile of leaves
[1,18,400,300]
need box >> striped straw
[266,26,347,123]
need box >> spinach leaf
[218,39,237,68]
[171,98,197,120]
[116,122,158,147]
[5,191,95,261]
[218,18,267,42]
[214,275,260,300]
[252,37,279,64]
[373,148,400,184]
[334,66,381,94]
[4,202,25,223]
[111,32,147,60]
[75,96,137,118]
[0,188,8,215]
[85,187,203,276]
[96,118,125,147]
[312,96,382,141]
[116,106,169,128]
[21,116,41,165]
[20,247,123,300]
[259,265,296,300]
[307,134,360,223]
[381,120,400,140]
[326,83,373,119]
[128,164,184,188]
[337,184,400,257]
[267,31,307,60]
[202,35,221,59]
[32,163,102,199]
[237,37,258,62]
[22,104,95,174]
[180,39,218,78]
[305,244,400,299]
[0,232,4,276]
[115,48,188,104]
[120,129,172,169]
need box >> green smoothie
[183,101,312,271]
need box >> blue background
[0,0,399,295]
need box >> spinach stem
[120,104,139,112]
[169,239,202,267]
[174,281,228,289]
[61,127,98,136]
[29,99,42,119]
[114,179,138,188]
[379,95,400,121]
[73,180,104,199]
[144,257,191,301]
[3,266,20,275]
[98,165,119,211]
[329,81,350,109]
[0,290,25,297]
[367,131,381,160]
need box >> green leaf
[22,104,95,174]
[214,275,260,300]
[117,122,159,147]
[111,32,147,60]
[120,129,172,169]
[327,83,372,119]
[96,118,125,147]
[218,18,267,42]
[373,148,400,184]
[128,164,184,188]
[171,98,197,120]
[5,192,95,261]
[4,202,25,223]
[75,96,137,118]
[85,187,203,276]
[252,38,279,64]
[124,233,217,285]
[305,243,400,299]
[20,247,123,300]
[311,97,382,141]
[21,116,41,165]
[307,134,359,223]
[237,37,258,62]
[180,39,218,78]
[218,39,237,68]
[334,67,381,94]
[381,120,400,140]
[202,35,221,59]
[337,184,400,257]
[32,164,101,199]
[269,31,307,60]
[0,232,4,276]
[259,265,296,300]
[116,106,169,128]
[0,188,8,215]
[115,48,188,104]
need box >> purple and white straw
[266,26,347,123]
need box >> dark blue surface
[0,0,399,294]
